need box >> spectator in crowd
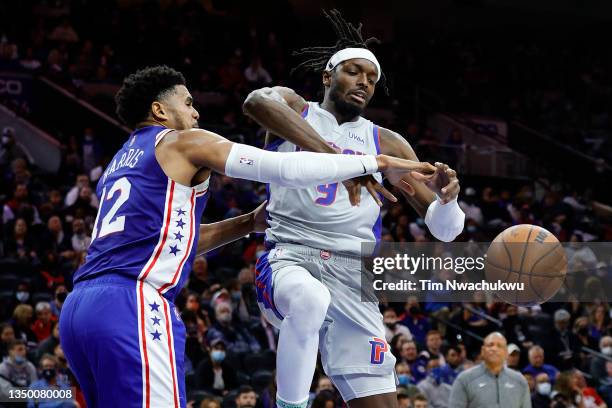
[244,55,272,87]
[4,217,39,263]
[12,304,37,347]
[507,343,522,370]
[424,330,445,365]
[549,309,582,371]
[42,216,73,259]
[399,340,428,383]
[396,362,414,387]
[399,297,431,347]
[590,304,610,343]
[63,174,98,208]
[573,369,607,408]
[69,218,91,254]
[188,256,212,294]
[598,361,612,407]
[397,388,411,408]
[383,308,413,343]
[449,332,530,408]
[413,393,429,408]
[31,302,57,343]
[524,373,535,394]
[199,397,222,408]
[0,324,16,358]
[206,302,261,354]
[27,354,75,408]
[195,337,237,395]
[50,285,68,317]
[3,184,41,225]
[64,187,97,224]
[235,385,257,408]
[0,127,28,167]
[532,372,553,408]
[35,323,60,362]
[523,345,560,382]
[0,339,37,394]
[458,187,483,226]
[551,370,584,408]
[591,336,612,383]
[310,389,336,408]
[417,360,451,408]
[438,345,463,385]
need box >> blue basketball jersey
[74,125,209,301]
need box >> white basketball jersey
[265,102,383,255]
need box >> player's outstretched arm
[196,201,267,254]
[379,127,465,242]
[171,128,434,188]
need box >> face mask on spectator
[42,368,56,381]
[231,291,241,302]
[14,356,25,365]
[467,225,477,233]
[217,312,231,324]
[211,350,226,363]
[398,374,410,386]
[16,291,29,302]
[602,347,612,356]
[536,382,551,396]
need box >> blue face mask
[398,374,410,386]
[14,356,25,365]
[211,350,226,363]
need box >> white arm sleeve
[425,195,465,242]
[224,143,378,188]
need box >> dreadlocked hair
[290,9,389,94]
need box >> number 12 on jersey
[91,177,132,241]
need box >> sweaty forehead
[341,58,379,76]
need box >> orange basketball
[485,224,567,305]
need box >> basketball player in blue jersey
[242,10,466,408]
[57,65,435,408]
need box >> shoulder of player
[159,128,227,154]
[377,126,416,158]
[455,364,486,383]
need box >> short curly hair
[114,65,186,128]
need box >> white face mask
[536,382,551,396]
[602,347,612,356]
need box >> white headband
[326,48,381,81]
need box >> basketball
[485,224,568,305]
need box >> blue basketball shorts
[59,274,186,408]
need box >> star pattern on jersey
[151,316,161,326]
[176,219,185,229]
[169,244,181,256]
[151,330,162,341]
[149,302,160,312]
[176,208,186,216]
[174,231,184,242]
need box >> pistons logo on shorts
[369,337,388,365]
[320,250,331,260]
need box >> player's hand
[376,155,436,188]
[411,162,460,204]
[342,175,397,207]
[250,200,268,233]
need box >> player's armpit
[378,127,436,217]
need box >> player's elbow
[243,89,266,115]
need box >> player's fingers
[347,183,360,206]
[365,182,383,206]
[409,171,434,182]
[446,168,457,179]
[373,182,397,202]
[397,180,416,196]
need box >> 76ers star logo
[369,337,388,365]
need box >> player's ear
[151,101,168,122]
[322,70,332,87]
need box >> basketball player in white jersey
[242,10,465,408]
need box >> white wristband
[424,195,465,242]
[225,143,378,188]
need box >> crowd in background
[1,1,612,407]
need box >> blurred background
[1,1,612,407]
